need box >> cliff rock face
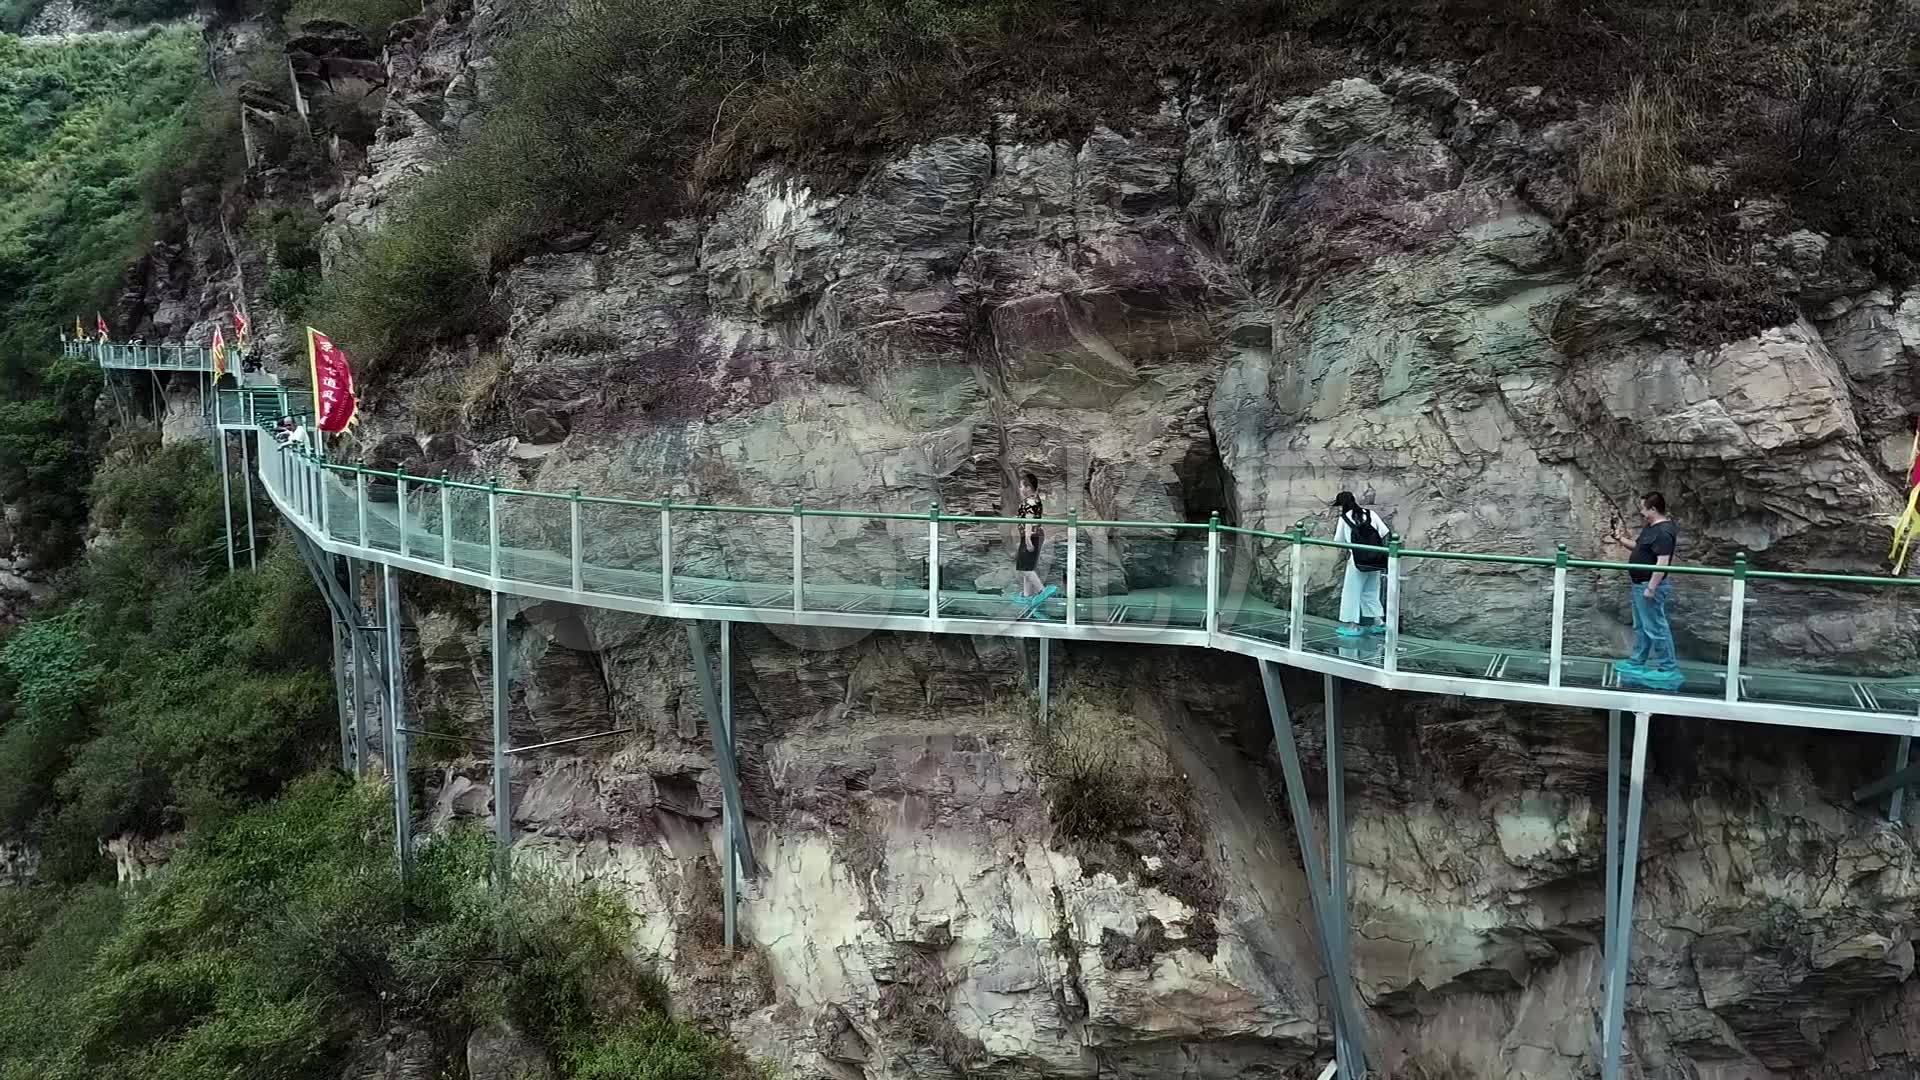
[232,6,1920,1077]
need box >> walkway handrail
[260,429,1919,591]
[250,414,1920,736]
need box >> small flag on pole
[74,316,83,341]
[233,308,250,346]
[306,327,358,434]
[211,328,228,380]
[95,313,108,341]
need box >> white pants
[1339,560,1384,624]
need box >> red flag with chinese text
[211,328,228,380]
[95,312,108,341]
[233,308,250,345]
[306,327,359,434]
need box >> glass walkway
[251,416,1920,739]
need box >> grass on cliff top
[0,776,755,1080]
[314,0,1920,376]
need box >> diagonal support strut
[687,622,759,881]
[1259,662,1370,1074]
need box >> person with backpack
[1332,491,1391,637]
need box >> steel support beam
[383,565,412,877]
[331,616,353,772]
[491,589,512,882]
[721,621,737,949]
[1600,709,1622,1062]
[347,559,372,777]
[1038,637,1051,728]
[1322,674,1362,1077]
[1852,759,1920,806]
[1259,663,1369,1073]
[218,431,235,573]
[1601,710,1652,1080]
[687,622,759,880]
[1889,736,1912,821]
[240,430,257,570]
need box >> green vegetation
[0,27,204,368]
[0,26,207,564]
[0,439,335,881]
[0,778,755,1080]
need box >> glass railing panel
[323,465,357,544]
[444,484,491,575]
[790,511,913,617]
[1738,575,1915,713]
[1385,555,1556,684]
[360,471,403,554]
[665,509,794,611]
[495,491,573,588]
[1072,526,1209,630]
[1547,565,1733,699]
[1292,539,1385,669]
[394,477,447,562]
[1216,530,1292,646]
[578,498,660,598]
[931,516,1061,624]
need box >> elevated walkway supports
[1600,710,1652,1080]
[491,589,512,881]
[1258,663,1370,1074]
[1038,637,1051,728]
[330,616,352,772]
[1892,736,1912,822]
[239,430,256,571]
[687,621,759,948]
[347,558,374,778]
[218,430,235,573]
[383,565,413,878]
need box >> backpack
[1345,509,1388,571]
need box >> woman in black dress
[1015,471,1044,598]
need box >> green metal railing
[252,414,1920,720]
[215,387,307,429]
[66,339,221,372]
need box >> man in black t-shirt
[1611,491,1679,674]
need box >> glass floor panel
[1741,673,1871,711]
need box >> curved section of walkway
[249,421,1920,737]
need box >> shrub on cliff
[0,440,334,881]
[0,776,755,1080]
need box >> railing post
[926,502,941,620]
[1288,525,1305,651]
[570,488,584,592]
[396,471,410,558]
[1065,510,1079,628]
[1383,533,1401,673]
[1549,544,1569,688]
[1205,512,1221,640]
[487,479,501,579]
[660,499,674,603]
[355,466,369,548]
[1724,552,1748,703]
[791,501,804,613]
[440,473,454,568]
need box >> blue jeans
[1628,580,1676,670]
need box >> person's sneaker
[1367,624,1388,635]
[1613,658,1646,673]
[1335,625,1367,638]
